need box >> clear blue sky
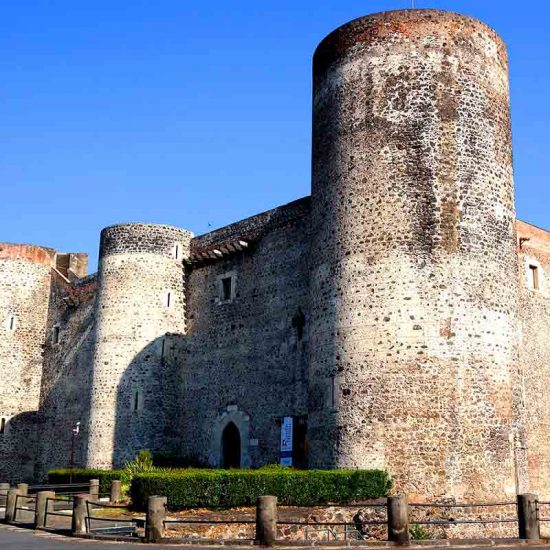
[1,1,548,271]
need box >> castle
[1,9,550,502]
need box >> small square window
[529,264,540,290]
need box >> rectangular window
[529,265,540,290]
[53,326,60,344]
[221,277,232,301]
[161,338,165,359]
[0,418,5,435]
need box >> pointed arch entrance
[221,422,241,468]
[211,406,251,469]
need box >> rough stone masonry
[0,9,549,507]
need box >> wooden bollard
[518,493,540,540]
[110,480,121,503]
[89,479,99,500]
[145,495,167,543]
[0,483,9,506]
[388,494,410,546]
[255,496,278,547]
[5,488,22,523]
[71,494,90,535]
[34,490,55,529]
[17,483,28,496]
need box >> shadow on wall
[0,411,39,483]
[112,334,187,469]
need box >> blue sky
[1,0,548,271]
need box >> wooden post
[0,483,9,506]
[517,493,540,540]
[16,483,28,496]
[388,494,410,545]
[34,490,55,529]
[5,488,22,523]
[110,480,121,503]
[255,496,278,546]
[145,495,167,543]
[71,493,90,535]
[89,479,99,500]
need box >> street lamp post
[69,421,80,483]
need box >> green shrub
[131,468,391,510]
[410,524,431,540]
[121,450,156,484]
[48,468,124,494]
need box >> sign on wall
[280,416,293,466]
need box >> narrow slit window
[161,338,166,359]
[133,390,142,412]
[7,316,15,331]
[174,244,180,259]
[221,277,232,302]
[166,292,171,308]
[0,418,5,435]
[529,265,540,290]
[53,326,60,344]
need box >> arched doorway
[221,421,241,468]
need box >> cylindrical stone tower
[87,223,193,468]
[0,244,55,481]
[308,10,520,499]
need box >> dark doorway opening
[293,416,308,469]
[221,422,241,468]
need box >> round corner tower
[308,10,520,499]
[87,223,193,469]
[0,243,56,481]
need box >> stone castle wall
[34,272,97,479]
[1,8,550,510]
[179,198,311,467]
[86,223,193,469]
[308,10,520,500]
[516,221,550,502]
[0,244,56,482]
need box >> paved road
[0,523,223,549]
[5,524,550,550]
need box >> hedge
[48,469,124,494]
[131,468,391,510]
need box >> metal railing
[408,500,518,528]
[43,496,74,529]
[12,494,36,523]
[85,500,143,538]
[163,518,256,541]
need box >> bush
[48,468,124,494]
[131,468,391,510]
[121,450,156,484]
[152,452,210,469]
[410,524,431,540]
